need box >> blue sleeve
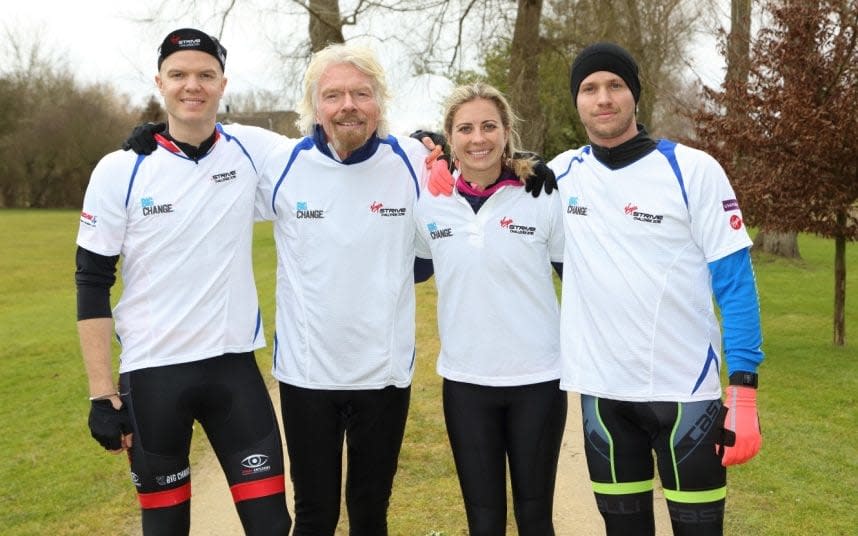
[708,247,764,375]
[414,256,434,283]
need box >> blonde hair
[442,82,535,180]
[297,43,391,137]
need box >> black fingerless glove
[121,122,166,155]
[409,129,447,149]
[515,151,557,198]
[88,399,132,450]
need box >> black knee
[514,497,555,536]
[595,491,655,536]
[463,503,506,536]
[666,498,724,536]
[235,493,292,536]
[141,501,191,536]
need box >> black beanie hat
[158,28,227,71]
[569,42,640,107]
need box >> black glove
[515,151,557,198]
[88,399,132,451]
[409,129,447,150]
[121,122,166,155]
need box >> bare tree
[0,27,139,208]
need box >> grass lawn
[1,209,855,534]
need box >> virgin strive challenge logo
[625,202,663,224]
[499,216,535,236]
[369,201,407,217]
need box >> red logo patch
[729,214,743,230]
[624,203,638,215]
[500,217,513,228]
[370,202,383,213]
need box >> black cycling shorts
[119,352,285,509]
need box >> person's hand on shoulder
[411,130,454,197]
[515,151,557,198]
[121,122,166,155]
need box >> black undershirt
[164,128,218,160]
[590,124,658,170]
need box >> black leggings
[581,395,727,536]
[280,383,410,536]
[120,352,291,536]
[443,379,568,536]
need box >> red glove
[717,385,762,466]
[427,158,454,197]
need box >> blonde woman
[414,83,566,535]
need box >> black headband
[158,28,227,71]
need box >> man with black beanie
[76,27,292,535]
[548,43,765,536]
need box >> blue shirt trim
[655,139,688,208]
[271,137,315,216]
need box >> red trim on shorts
[230,475,285,503]
[138,482,191,509]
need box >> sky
[3,0,727,136]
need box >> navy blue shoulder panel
[655,139,688,208]
[124,153,147,208]
[271,137,315,216]
[216,123,260,174]
[554,146,590,183]
[379,135,420,199]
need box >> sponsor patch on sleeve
[80,211,97,227]
[722,199,740,212]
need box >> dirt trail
[167,391,672,535]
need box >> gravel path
[166,391,672,535]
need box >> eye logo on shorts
[240,453,272,476]
[241,454,269,469]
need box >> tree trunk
[833,214,846,346]
[726,0,752,91]
[308,0,345,52]
[507,0,545,154]
[752,229,801,258]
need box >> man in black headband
[75,28,292,535]
[549,43,765,536]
